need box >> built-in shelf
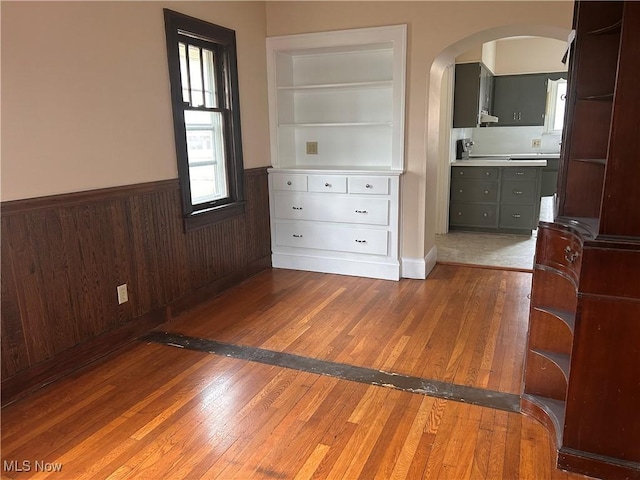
[534,306,576,334]
[578,93,614,101]
[277,80,393,92]
[278,122,393,128]
[572,158,607,165]
[587,19,622,35]
[532,349,571,382]
[523,393,566,445]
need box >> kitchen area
[438,36,568,270]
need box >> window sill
[184,201,246,232]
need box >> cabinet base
[272,252,400,281]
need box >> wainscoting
[1,168,271,404]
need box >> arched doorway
[426,26,571,268]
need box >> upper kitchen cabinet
[266,25,406,171]
[493,72,566,126]
[453,62,495,128]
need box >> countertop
[451,152,559,167]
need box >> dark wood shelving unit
[522,2,640,479]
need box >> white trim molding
[401,246,437,279]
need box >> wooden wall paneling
[1,169,271,404]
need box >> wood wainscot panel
[1,168,271,405]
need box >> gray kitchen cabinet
[540,158,559,196]
[453,62,494,128]
[492,73,566,126]
[450,165,543,234]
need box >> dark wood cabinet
[453,62,494,128]
[493,72,566,126]
[522,2,640,478]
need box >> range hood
[479,111,499,124]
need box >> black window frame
[163,9,245,231]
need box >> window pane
[184,110,228,205]
[188,45,204,107]
[178,43,190,103]
[203,49,217,108]
[553,82,567,131]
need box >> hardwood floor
[0,265,587,479]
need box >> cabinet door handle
[355,239,367,244]
[286,181,292,186]
[324,183,331,187]
[292,234,303,238]
[512,214,522,218]
[292,206,303,210]
[513,112,517,120]
[365,184,373,189]
[514,171,525,176]
[513,190,523,195]
[564,245,580,263]
[518,112,522,120]
[355,210,368,214]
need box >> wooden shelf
[522,394,566,446]
[533,306,576,334]
[532,349,571,382]
[586,19,622,35]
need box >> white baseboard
[272,253,401,281]
[401,246,438,279]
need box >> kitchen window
[545,78,567,134]
[164,9,245,231]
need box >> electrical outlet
[306,141,318,155]
[117,284,128,304]
[532,138,542,148]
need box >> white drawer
[274,194,389,226]
[272,173,307,192]
[308,175,347,193]
[275,222,389,256]
[348,176,390,195]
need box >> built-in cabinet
[453,62,494,128]
[522,2,640,478]
[492,72,566,126]
[266,25,406,280]
[449,164,543,234]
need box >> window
[164,9,245,230]
[545,78,568,134]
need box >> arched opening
[426,25,571,269]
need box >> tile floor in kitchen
[436,196,554,271]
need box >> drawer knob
[485,172,491,176]
[484,190,489,195]
[287,181,292,186]
[365,184,372,189]
[457,212,463,216]
[355,210,368,214]
[292,206,303,210]
[459,171,464,175]
[514,172,525,176]
[292,234,303,238]
[483,212,488,217]
[513,190,523,195]
[459,189,464,193]
[325,183,331,187]
[564,245,580,263]
[512,214,522,218]
[355,239,367,244]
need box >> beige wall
[495,36,568,74]
[266,1,572,262]
[1,1,269,201]
[2,1,572,267]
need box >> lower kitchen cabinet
[449,164,543,234]
[268,169,401,280]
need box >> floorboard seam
[140,331,521,413]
